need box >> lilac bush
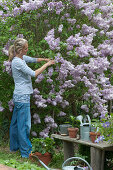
[0,0,113,139]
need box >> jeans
[10,102,32,158]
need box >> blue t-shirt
[12,55,37,97]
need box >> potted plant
[93,113,113,144]
[30,137,55,165]
[67,115,80,138]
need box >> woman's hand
[47,60,55,66]
[35,60,55,77]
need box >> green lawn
[0,146,48,170]
[0,145,63,170]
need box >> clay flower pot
[89,132,100,143]
[29,152,52,166]
[68,127,79,138]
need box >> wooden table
[51,134,113,170]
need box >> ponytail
[8,45,15,61]
[8,38,28,61]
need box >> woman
[9,38,55,158]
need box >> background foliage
[0,0,113,141]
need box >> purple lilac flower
[58,24,63,33]
[49,122,58,128]
[48,67,54,77]
[67,18,76,25]
[8,99,14,112]
[47,2,55,11]
[76,44,91,58]
[34,95,47,108]
[81,105,89,113]
[35,73,45,83]
[13,7,20,17]
[55,95,63,103]
[61,100,69,108]
[95,135,105,143]
[20,0,44,13]
[106,30,113,39]
[0,102,4,112]
[44,29,60,50]
[55,53,64,63]
[3,61,12,75]
[47,78,53,84]
[100,30,105,36]
[39,127,50,138]
[43,9,48,13]
[2,48,8,56]
[33,113,41,124]
[33,88,40,95]
[0,11,3,16]
[31,131,37,137]
[45,116,54,123]
[58,111,66,117]
[62,80,75,88]
[52,100,57,106]
[76,24,80,29]
[103,122,110,128]
[94,113,99,117]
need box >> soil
[0,164,16,170]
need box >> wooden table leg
[63,141,74,161]
[90,147,105,170]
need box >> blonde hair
[8,38,28,61]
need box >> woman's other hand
[47,60,55,66]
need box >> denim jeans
[10,102,32,158]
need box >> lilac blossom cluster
[0,102,4,112]
[44,29,60,50]
[39,127,50,138]
[0,0,44,18]
[39,116,57,138]
[33,113,41,124]
[3,61,12,76]
[35,73,45,83]
[47,1,64,14]
[33,88,47,108]
[8,99,14,112]
[81,105,89,113]
[31,131,37,137]
[58,111,66,117]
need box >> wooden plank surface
[90,147,105,170]
[63,141,74,160]
[51,134,113,150]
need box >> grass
[0,143,64,170]
[0,146,45,170]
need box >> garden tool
[30,154,51,170]
[76,115,91,141]
[62,157,92,170]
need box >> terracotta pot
[89,132,100,143]
[68,127,79,138]
[29,152,52,166]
